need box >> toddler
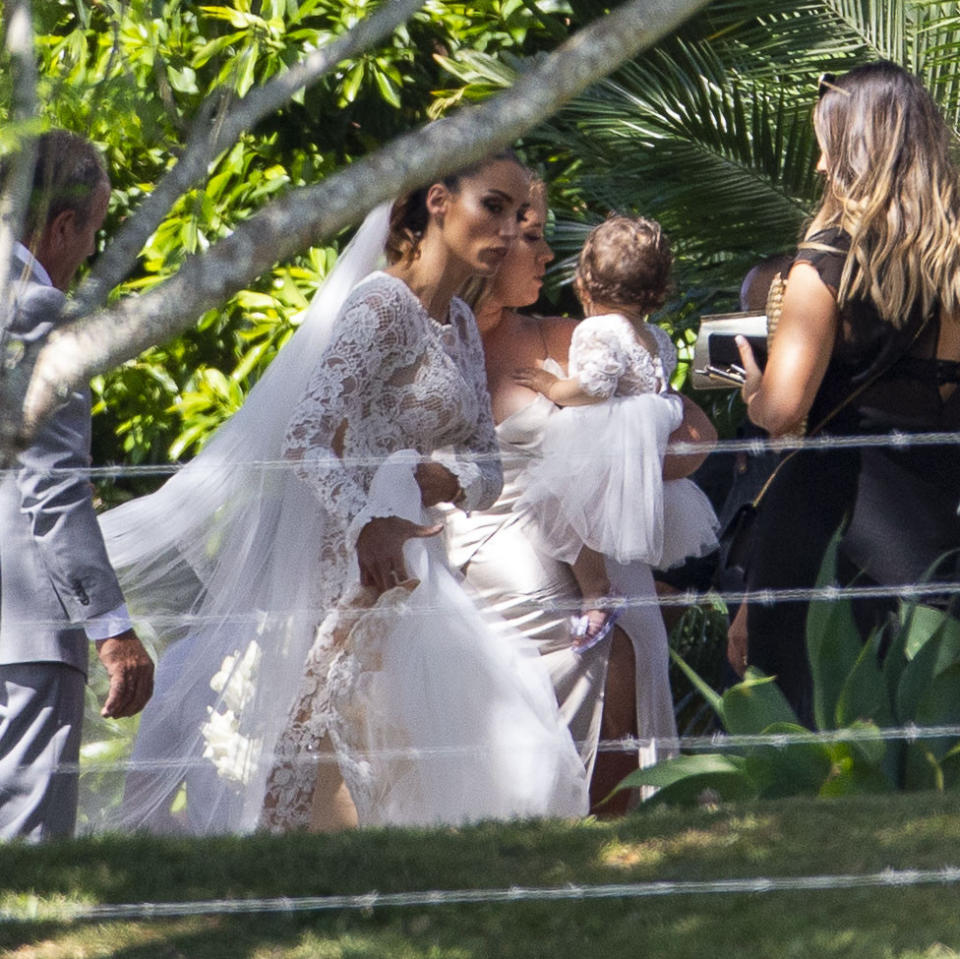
[515,216,718,648]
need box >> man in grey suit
[0,130,154,840]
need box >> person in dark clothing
[732,62,960,724]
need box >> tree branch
[3,0,710,453]
[69,0,426,316]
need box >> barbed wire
[3,427,960,480]
[60,721,960,776]
[3,866,959,924]
[3,578,956,636]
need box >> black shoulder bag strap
[723,316,928,575]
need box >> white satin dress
[444,351,683,782]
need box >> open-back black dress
[745,227,960,724]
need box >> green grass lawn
[2,792,960,958]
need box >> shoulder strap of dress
[797,240,847,257]
[534,315,551,360]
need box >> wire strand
[3,867,959,923]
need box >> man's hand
[95,630,154,718]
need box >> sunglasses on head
[817,72,851,99]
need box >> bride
[97,149,588,834]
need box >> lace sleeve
[281,282,401,530]
[434,298,503,511]
[570,318,626,398]
[649,324,679,382]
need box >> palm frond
[433,0,960,293]
[529,38,820,286]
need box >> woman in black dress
[730,61,960,724]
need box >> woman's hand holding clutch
[735,334,764,409]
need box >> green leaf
[834,628,893,729]
[614,753,758,806]
[341,62,364,104]
[900,603,960,661]
[819,746,895,797]
[166,64,198,94]
[235,43,259,98]
[669,648,724,721]
[806,532,865,730]
[618,752,751,789]
[721,669,799,735]
[840,718,888,769]
[373,67,402,108]
[898,619,960,720]
[937,741,960,790]
[741,721,833,798]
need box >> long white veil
[92,203,392,835]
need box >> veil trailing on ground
[90,203,393,835]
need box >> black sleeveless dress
[745,227,960,724]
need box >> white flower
[200,706,261,784]
[209,641,262,714]
[201,641,264,784]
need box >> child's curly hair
[576,215,672,315]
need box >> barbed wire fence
[2,429,959,925]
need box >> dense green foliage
[5,1,574,479]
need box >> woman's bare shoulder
[536,314,579,357]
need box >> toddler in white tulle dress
[514,215,718,648]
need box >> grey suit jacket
[0,256,125,673]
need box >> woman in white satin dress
[445,184,716,810]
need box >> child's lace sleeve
[648,324,679,382]
[570,320,627,398]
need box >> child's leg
[571,545,618,644]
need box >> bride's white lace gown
[259,273,587,829]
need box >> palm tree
[444,0,960,300]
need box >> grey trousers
[0,662,85,841]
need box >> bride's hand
[355,515,442,593]
[414,461,461,507]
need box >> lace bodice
[282,271,502,592]
[569,313,677,399]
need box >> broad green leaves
[619,538,960,807]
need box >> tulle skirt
[516,392,716,567]
[661,477,721,569]
[321,453,589,826]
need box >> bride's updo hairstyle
[576,215,672,316]
[385,148,523,265]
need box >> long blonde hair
[807,60,960,326]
